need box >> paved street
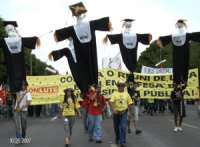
[0,104,200,147]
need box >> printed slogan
[27,68,199,105]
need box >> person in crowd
[171,81,187,132]
[158,99,166,115]
[80,92,89,133]
[35,105,42,117]
[6,90,14,118]
[147,98,155,116]
[13,80,32,144]
[58,86,82,147]
[52,103,59,116]
[153,99,159,114]
[141,99,148,113]
[110,80,133,147]
[0,98,3,118]
[127,81,142,134]
[87,84,107,143]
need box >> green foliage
[137,40,200,72]
[0,17,7,77]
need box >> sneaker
[89,138,93,141]
[136,129,142,134]
[178,127,183,131]
[128,128,131,133]
[121,143,126,147]
[65,144,69,147]
[96,139,102,143]
[173,127,178,132]
[15,142,20,145]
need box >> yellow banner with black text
[27,68,199,105]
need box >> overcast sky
[0,0,200,74]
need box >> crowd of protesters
[0,79,200,147]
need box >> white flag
[109,52,122,70]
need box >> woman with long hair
[59,86,82,147]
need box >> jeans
[14,111,28,139]
[113,111,127,144]
[46,104,52,116]
[88,114,102,140]
[148,103,154,115]
[81,108,88,130]
[159,100,166,113]
[52,104,59,115]
[8,105,13,117]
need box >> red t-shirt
[0,86,6,105]
[81,97,89,108]
[88,92,107,115]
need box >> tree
[0,17,7,79]
[136,40,200,72]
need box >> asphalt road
[0,104,200,147]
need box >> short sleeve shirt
[60,97,80,116]
[110,91,133,111]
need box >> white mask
[5,24,19,37]
[177,23,184,29]
[122,21,133,34]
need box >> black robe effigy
[54,17,110,93]
[159,32,200,84]
[51,48,83,92]
[0,37,38,92]
[107,34,150,72]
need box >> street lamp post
[30,52,32,75]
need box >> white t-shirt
[14,90,32,111]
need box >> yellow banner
[27,68,199,105]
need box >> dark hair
[93,83,101,89]
[21,80,28,86]
[63,90,76,105]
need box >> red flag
[0,85,6,105]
